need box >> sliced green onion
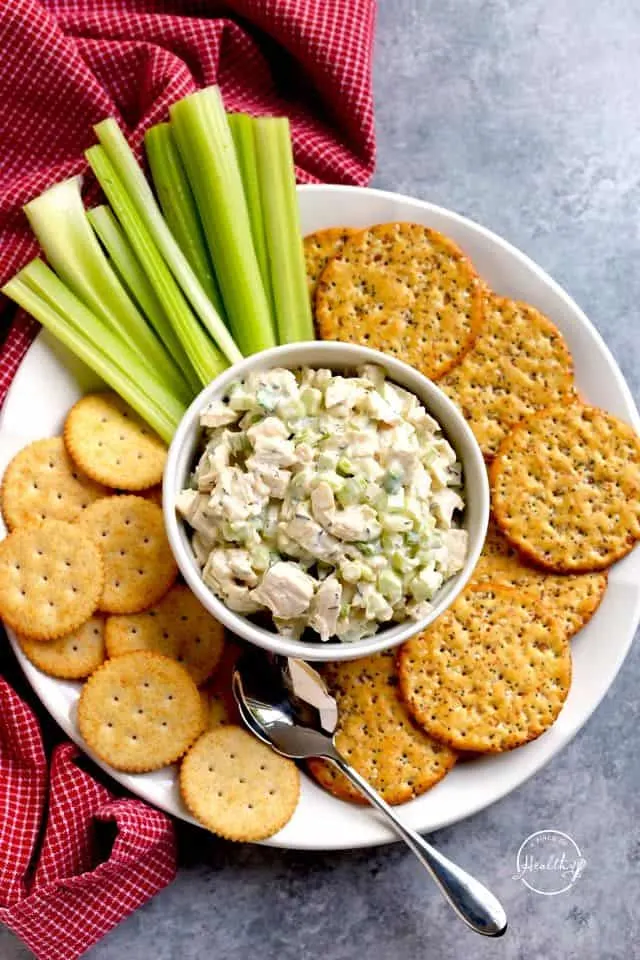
[93,117,241,365]
[254,117,314,344]
[144,122,224,315]
[86,144,227,390]
[227,112,274,315]
[3,261,184,442]
[169,87,276,355]
[86,204,182,365]
[24,176,188,401]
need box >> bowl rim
[163,341,490,661]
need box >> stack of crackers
[305,221,640,804]
[0,391,300,841]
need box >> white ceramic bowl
[164,341,489,661]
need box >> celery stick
[3,263,184,442]
[227,113,274,316]
[20,259,185,425]
[87,145,227,390]
[145,122,224,315]
[254,117,314,344]
[169,88,276,354]
[94,117,241,365]
[86,205,186,374]
[24,177,189,400]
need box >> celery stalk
[3,262,184,442]
[87,145,227,390]
[86,205,186,376]
[227,113,274,315]
[145,122,224,315]
[94,117,241,365]
[24,177,189,400]
[169,87,276,354]
[254,117,314,344]
[20,259,185,425]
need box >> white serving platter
[1,184,638,850]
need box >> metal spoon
[232,652,507,938]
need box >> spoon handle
[328,750,507,938]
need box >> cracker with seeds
[307,651,456,805]
[475,520,607,638]
[315,222,484,380]
[439,295,576,459]
[180,726,300,841]
[64,392,167,490]
[398,583,572,753]
[105,584,224,685]
[2,437,108,530]
[78,651,204,772]
[0,520,103,640]
[491,404,640,571]
[304,227,358,303]
[77,496,177,613]
[17,616,105,679]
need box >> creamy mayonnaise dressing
[177,365,468,642]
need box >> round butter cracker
[17,616,105,679]
[0,520,103,640]
[491,404,640,571]
[78,651,204,772]
[2,437,108,530]
[77,496,177,614]
[64,392,166,491]
[180,726,300,841]
[398,583,572,753]
[315,222,484,380]
[105,584,224,685]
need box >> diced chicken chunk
[286,516,342,562]
[200,400,240,428]
[365,389,402,424]
[442,529,468,576]
[245,458,291,499]
[252,562,316,619]
[308,576,342,641]
[431,489,465,527]
[310,482,381,541]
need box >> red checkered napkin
[0,0,377,404]
[0,679,177,960]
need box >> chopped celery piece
[24,176,188,401]
[86,205,183,363]
[254,117,314,344]
[227,112,274,314]
[144,122,224,315]
[94,117,241,365]
[3,261,184,442]
[169,87,276,354]
[87,145,227,390]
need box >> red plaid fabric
[0,0,377,405]
[0,681,177,959]
[0,2,376,956]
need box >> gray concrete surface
[2,0,639,957]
